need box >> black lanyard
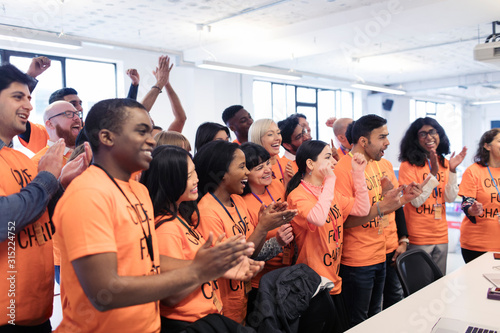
[210,192,246,235]
[175,216,200,240]
[93,164,157,273]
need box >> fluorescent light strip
[197,60,301,80]
[0,33,82,50]
[470,100,500,105]
[351,83,406,95]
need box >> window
[253,81,355,142]
[410,99,463,158]
[1,49,116,125]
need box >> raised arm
[141,55,171,112]
[165,81,187,133]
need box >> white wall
[365,93,411,168]
[462,103,500,168]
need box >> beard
[55,124,78,148]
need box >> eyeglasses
[48,110,83,121]
[418,128,438,139]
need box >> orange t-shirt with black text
[242,179,286,288]
[53,166,161,333]
[0,147,54,326]
[197,193,254,324]
[398,160,449,245]
[155,214,220,322]
[458,163,500,252]
[334,155,398,266]
[19,122,50,154]
[287,183,355,295]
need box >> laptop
[431,317,498,333]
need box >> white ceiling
[1,0,500,101]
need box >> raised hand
[193,233,255,282]
[126,69,140,85]
[429,149,439,176]
[401,176,431,205]
[325,117,337,128]
[38,138,65,179]
[318,159,334,178]
[26,56,51,78]
[379,186,404,214]
[380,175,394,196]
[449,146,467,172]
[351,152,367,173]
[153,55,173,88]
[468,200,484,216]
[331,139,340,161]
[276,223,294,246]
[59,142,92,188]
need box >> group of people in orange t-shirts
[2,56,500,333]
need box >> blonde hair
[154,131,192,152]
[248,118,275,146]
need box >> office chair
[395,248,444,297]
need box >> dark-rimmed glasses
[48,110,83,121]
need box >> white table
[346,252,500,332]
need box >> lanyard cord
[487,165,500,196]
[251,187,275,208]
[93,164,156,269]
[209,192,246,235]
[175,216,200,240]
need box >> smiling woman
[398,117,467,274]
[194,140,297,324]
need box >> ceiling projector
[474,41,500,64]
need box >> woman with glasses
[398,117,467,274]
[458,128,500,263]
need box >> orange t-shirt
[0,147,54,326]
[287,183,354,295]
[242,179,286,288]
[334,155,398,266]
[155,214,220,322]
[398,160,449,245]
[31,145,73,169]
[337,147,348,158]
[53,166,161,333]
[458,163,500,252]
[233,139,241,145]
[31,144,72,267]
[271,157,286,189]
[197,193,254,324]
[19,122,50,154]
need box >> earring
[308,171,312,176]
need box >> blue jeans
[340,262,386,327]
[383,251,404,309]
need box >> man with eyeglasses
[277,114,312,176]
[31,101,82,167]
